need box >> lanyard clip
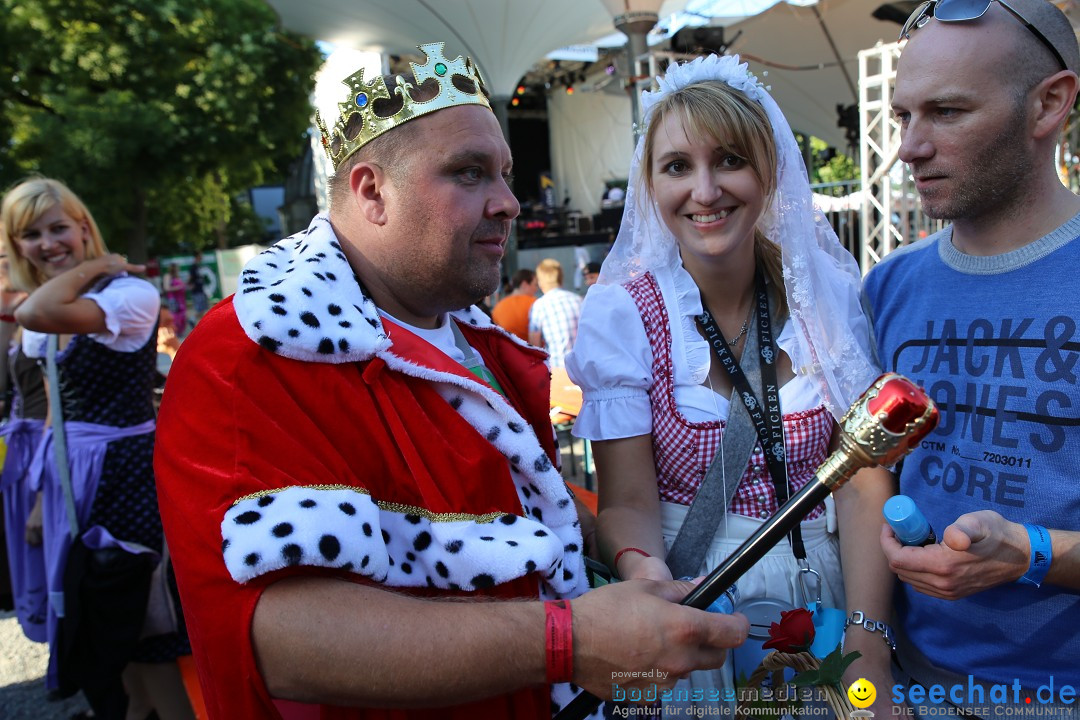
[798,560,822,612]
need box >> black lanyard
[695,270,805,560]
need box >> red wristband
[0,314,15,323]
[613,547,651,568]
[544,599,573,684]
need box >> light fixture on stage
[873,1,923,25]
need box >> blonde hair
[1,177,108,292]
[535,258,563,288]
[641,80,787,319]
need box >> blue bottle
[708,584,740,615]
[883,494,937,547]
[680,578,739,615]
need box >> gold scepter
[556,373,939,720]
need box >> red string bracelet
[0,314,16,324]
[544,599,573,684]
[613,547,651,568]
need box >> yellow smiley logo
[847,678,877,709]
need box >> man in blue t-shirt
[863,0,1080,704]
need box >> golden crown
[315,42,492,170]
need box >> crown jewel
[316,42,492,170]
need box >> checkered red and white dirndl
[623,272,832,520]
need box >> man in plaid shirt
[528,258,582,368]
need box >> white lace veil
[598,54,878,420]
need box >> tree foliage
[806,135,859,186]
[0,0,322,259]
[791,133,860,187]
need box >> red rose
[762,607,816,653]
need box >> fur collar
[233,213,505,363]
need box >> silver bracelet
[844,610,896,650]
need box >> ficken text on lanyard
[695,269,805,560]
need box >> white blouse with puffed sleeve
[566,254,825,441]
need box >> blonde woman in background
[1,176,193,720]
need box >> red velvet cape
[155,299,559,720]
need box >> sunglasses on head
[901,0,1067,72]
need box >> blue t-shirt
[863,215,1080,690]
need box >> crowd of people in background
[489,258,600,351]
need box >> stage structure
[598,0,670,143]
[858,41,903,271]
[858,41,946,271]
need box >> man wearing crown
[154,43,748,719]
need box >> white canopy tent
[264,0,683,99]
[721,0,899,148]
[266,0,692,216]
[265,0,899,216]
[544,1,898,218]
[548,0,899,216]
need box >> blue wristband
[1017,524,1052,587]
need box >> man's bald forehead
[902,7,1014,67]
